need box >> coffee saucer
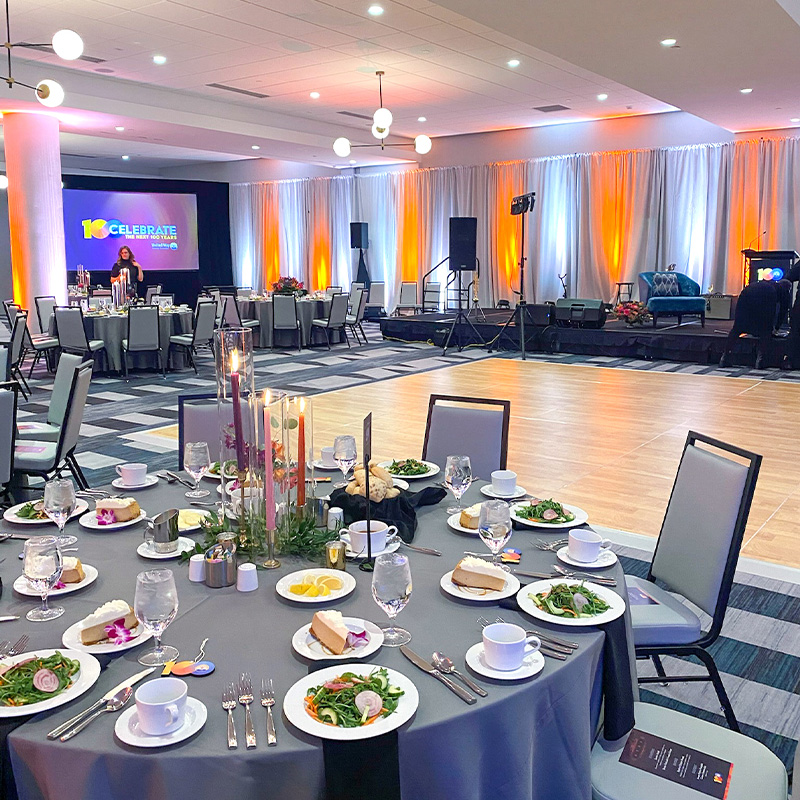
[115,697,207,748]
[137,537,195,560]
[556,546,617,569]
[111,475,158,491]
[480,485,527,500]
[310,460,340,471]
[465,642,545,680]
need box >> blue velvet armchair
[638,272,706,327]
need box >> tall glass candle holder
[285,395,315,516]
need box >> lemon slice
[302,573,318,586]
[289,584,306,595]
[303,585,320,597]
[317,576,344,591]
[318,585,331,596]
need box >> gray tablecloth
[3,479,633,800]
[239,299,343,348]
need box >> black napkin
[307,662,401,800]
[328,486,446,542]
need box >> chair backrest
[366,282,385,307]
[55,361,93,462]
[649,432,761,635]
[145,285,163,304]
[326,286,343,295]
[127,305,160,350]
[273,294,298,330]
[327,292,349,327]
[178,392,234,467]
[222,295,242,327]
[422,394,511,478]
[0,381,18,486]
[349,282,365,306]
[0,345,9,382]
[35,296,56,334]
[354,287,368,322]
[192,300,217,345]
[9,310,28,365]
[55,307,90,353]
[399,282,417,305]
[6,302,18,327]
[47,353,87,427]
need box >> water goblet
[445,454,472,514]
[23,536,64,621]
[333,435,357,489]
[134,568,180,666]
[371,552,412,646]
[184,442,211,498]
[43,478,77,537]
[478,500,513,570]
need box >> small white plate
[310,459,340,471]
[392,478,410,491]
[465,642,545,680]
[291,618,384,661]
[340,532,401,559]
[556,545,618,570]
[137,537,196,560]
[111,475,158,491]
[115,697,207,748]
[516,578,626,627]
[62,619,153,654]
[79,509,148,531]
[480,485,528,500]
[276,569,356,603]
[439,569,520,602]
[13,564,98,597]
[377,460,440,481]
[510,502,589,530]
[3,499,89,525]
[447,512,479,536]
[177,509,210,533]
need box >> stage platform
[379,308,793,367]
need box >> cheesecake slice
[459,503,481,530]
[310,610,349,655]
[95,497,141,522]
[79,600,139,645]
[61,556,85,584]
[451,556,507,592]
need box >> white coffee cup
[116,463,147,487]
[491,469,517,496]
[568,529,612,563]
[237,562,258,592]
[230,488,258,517]
[345,519,398,554]
[135,677,187,736]
[482,623,541,671]
[320,446,337,468]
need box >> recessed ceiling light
[367,4,384,15]
[660,38,677,47]
[791,118,800,123]
[417,116,426,122]
[251,145,260,150]
[115,126,124,131]
[507,59,520,68]
[597,93,608,101]
[310,91,320,99]
[740,88,753,94]
[349,159,357,164]
[121,155,130,160]
[153,55,166,65]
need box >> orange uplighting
[495,173,519,292]
[311,229,331,292]
[399,183,419,282]
[262,188,280,287]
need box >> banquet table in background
[239,297,343,348]
[4,479,635,800]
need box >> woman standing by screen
[111,245,144,298]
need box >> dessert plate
[439,569,520,602]
[556,546,618,570]
[13,564,98,597]
[62,619,152,654]
[177,509,210,533]
[516,578,626,627]
[79,509,148,531]
[137,537,195,560]
[115,697,207,748]
[291,618,383,661]
[465,642,544,680]
[3,499,89,525]
[480,485,528,500]
[111,475,158,491]
[446,512,479,536]
[276,568,356,603]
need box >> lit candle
[297,397,306,508]
[264,390,276,530]
[230,350,247,472]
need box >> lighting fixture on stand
[1,0,83,107]
[332,71,432,158]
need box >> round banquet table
[239,297,343,348]
[2,479,634,800]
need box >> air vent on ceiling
[61,153,101,160]
[206,83,269,99]
[18,43,105,63]
[533,104,570,113]
[337,110,372,121]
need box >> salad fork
[552,565,616,586]
[0,640,11,657]
[238,673,256,749]
[261,678,277,746]
[535,539,568,551]
[7,635,28,656]
[222,684,237,749]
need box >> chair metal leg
[122,350,129,381]
[66,454,89,490]
[12,368,29,400]
[341,325,350,348]
[651,655,669,686]
[358,323,367,344]
[297,328,302,354]
[694,648,740,732]
[189,347,198,375]
[324,327,331,351]
[28,350,41,378]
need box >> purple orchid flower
[96,508,116,525]
[104,618,134,645]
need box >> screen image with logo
[63,189,200,271]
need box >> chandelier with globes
[2,2,84,108]
[332,71,432,159]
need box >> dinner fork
[261,678,277,747]
[238,673,256,749]
[551,565,617,586]
[7,635,28,656]
[535,539,569,551]
[222,684,237,749]
[0,640,11,657]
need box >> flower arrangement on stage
[272,276,308,296]
[615,300,651,326]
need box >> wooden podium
[741,249,798,284]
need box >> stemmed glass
[333,435,357,489]
[134,569,180,666]
[444,455,472,514]
[371,552,413,647]
[184,442,211,498]
[478,500,513,570]
[23,536,64,621]
[43,477,78,548]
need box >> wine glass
[444,455,472,514]
[184,442,211,498]
[23,536,64,622]
[134,568,179,666]
[333,435,357,489]
[371,552,412,646]
[43,478,78,547]
[478,500,513,570]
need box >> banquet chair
[2,299,16,326]
[0,381,18,501]
[13,360,93,490]
[422,394,511,478]
[394,282,421,315]
[348,282,365,310]
[145,285,162,304]
[122,305,164,379]
[423,282,441,312]
[0,345,9,382]
[17,353,87,442]
[365,281,386,317]
[326,285,343,295]
[169,300,217,374]
[626,431,761,732]
[311,292,350,350]
[21,308,59,378]
[8,310,31,399]
[222,296,259,331]
[178,392,234,467]
[272,294,302,353]
[55,307,105,367]
[345,287,369,345]
[34,295,56,335]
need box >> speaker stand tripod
[442,272,484,354]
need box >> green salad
[530,582,610,619]
[386,458,430,476]
[515,499,575,524]
[0,651,80,706]
[305,668,404,728]
[15,501,47,520]
[208,460,237,478]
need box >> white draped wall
[230,137,800,309]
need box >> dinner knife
[165,470,195,489]
[396,541,442,556]
[513,569,617,587]
[0,616,19,622]
[47,667,155,740]
[400,646,476,704]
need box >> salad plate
[276,569,356,603]
[510,500,588,529]
[62,620,153,654]
[111,475,158,491]
[439,570,520,602]
[0,649,101,718]
[13,564,98,597]
[4,499,89,525]
[465,642,545,680]
[115,697,207,747]
[282,663,418,741]
[137,537,195,560]
[516,578,625,627]
[79,509,148,531]
[291,618,384,661]
[378,459,440,481]
[556,546,618,570]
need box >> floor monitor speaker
[554,298,607,329]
